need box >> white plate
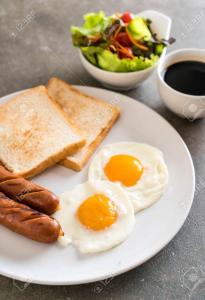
[0,86,195,285]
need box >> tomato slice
[119,47,133,59]
[116,32,132,47]
[121,11,134,23]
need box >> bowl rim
[157,48,205,99]
[77,9,172,76]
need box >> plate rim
[0,86,195,285]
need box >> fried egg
[88,142,168,213]
[54,180,135,253]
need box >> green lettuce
[81,46,103,65]
[81,47,159,72]
[71,11,111,46]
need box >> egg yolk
[77,194,118,231]
[104,154,143,187]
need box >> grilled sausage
[0,192,62,243]
[0,166,59,215]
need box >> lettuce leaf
[81,47,159,72]
[81,46,103,65]
[71,11,111,46]
[83,11,110,30]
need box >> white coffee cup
[157,48,205,120]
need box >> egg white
[88,142,168,213]
[54,180,135,254]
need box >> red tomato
[121,11,134,23]
[119,47,133,59]
[116,32,132,46]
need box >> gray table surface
[0,0,205,299]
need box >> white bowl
[79,10,172,91]
[157,48,205,120]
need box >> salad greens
[81,47,158,72]
[71,12,111,43]
[71,11,175,73]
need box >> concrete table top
[0,0,205,299]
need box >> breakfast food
[0,86,85,178]
[88,142,168,212]
[0,80,169,253]
[71,11,174,72]
[0,166,59,215]
[54,180,135,253]
[0,192,62,243]
[47,77,120,171]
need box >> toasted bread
[0,86,85,177]
[47,77,120,171]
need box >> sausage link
[0,166,59,215]
[0,192,62,243]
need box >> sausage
[0,166,59,215]
[0,192,62,243]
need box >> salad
[71,11,175,73]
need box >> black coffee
[164,61,205,96]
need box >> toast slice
[47,77,120,171]
[0,86,85,178]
